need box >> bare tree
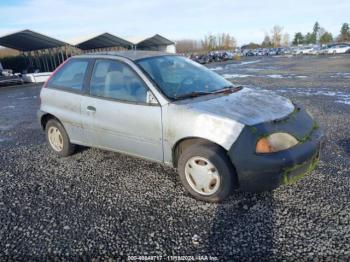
[219,33,236,49]
[201,33,216,51]
[271,25,283,48]
[175,39,202,53]
[202,33,236,51]
[282,33,290,47]
[0,48,20,58]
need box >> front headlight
[256,133,299,153]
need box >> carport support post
[48,49,56,70]
[41,50,48,72]
[30,51,38,70]
[48,49,54,71]
[29,52,34,68]
[60,48,65,63]
[35,50,42,72]
[55,48,61,64]
[43,50,49,72]
[37,50,42,72]
[21,51,28,73]
[53,49,58,68]
[48,49,53,71]
[53,48,61,66]
[64,46,68,60]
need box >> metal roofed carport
[0,29,67,51]
[136,34,176,53]
[0,29,74,73]
[76,33,133,51]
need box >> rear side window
[48,59,88,91]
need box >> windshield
[136,55,233,100]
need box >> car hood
[185,87,295,126]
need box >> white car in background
[293,46,313,55]
[326,45,350,54]
[309,47,321,55]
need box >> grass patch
[282,157,319,185]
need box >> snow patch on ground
[210,66,224,71]
[267,74,284,79]
[274,87,350,105]
[331,73,350,79]
[266,74,308,79]
[239,60,261,65]
[221,73,308,79]
[2,105,16,109]
[222,74,252,79]
[18,96,37,100]
[335,100,350,105]
[0,125,14,131]
[245,68,263,71]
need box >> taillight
[43,58,71,88]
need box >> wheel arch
[40,113,62,130]
[172,137,228,168]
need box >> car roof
[77,50,176,61]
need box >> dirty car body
[38,51,323,201]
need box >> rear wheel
[177,142,236,202]
[45,119,75,157]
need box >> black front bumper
[228,105,324,192]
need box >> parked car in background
[268,48,277,56]
[281,48,292,55]
[0,62,24,86]
[38,51,323,202]
[293,46,314,55]
[309,47,321,55]
[243,49,255,56]
[326,44,350,54]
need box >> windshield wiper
[174,86,243,100]
[174,91,214,100]
[213,85,243,94]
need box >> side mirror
[146,91,158,104]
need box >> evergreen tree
[293,32,304,45]
[338,23,350,42]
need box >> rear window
[48,59,89,91]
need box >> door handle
[86,106,96,112]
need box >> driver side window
[90,59,148,103]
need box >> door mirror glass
[146,91,158,104]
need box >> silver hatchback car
[38,51,323,202]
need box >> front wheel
[177,142,237,202]
[45,119,76,157]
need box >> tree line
[176,22,350,52]
[176,33,237,53]
[292,22,350,45]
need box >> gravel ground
[1,55,350,261]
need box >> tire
[45,119,76,157]
[177,142,237,202]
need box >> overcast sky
[0,0,349,45]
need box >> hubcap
[184,156,220,196]
[48,126,63,152]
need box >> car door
[81,58,163,162]
[41,58,91,144]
